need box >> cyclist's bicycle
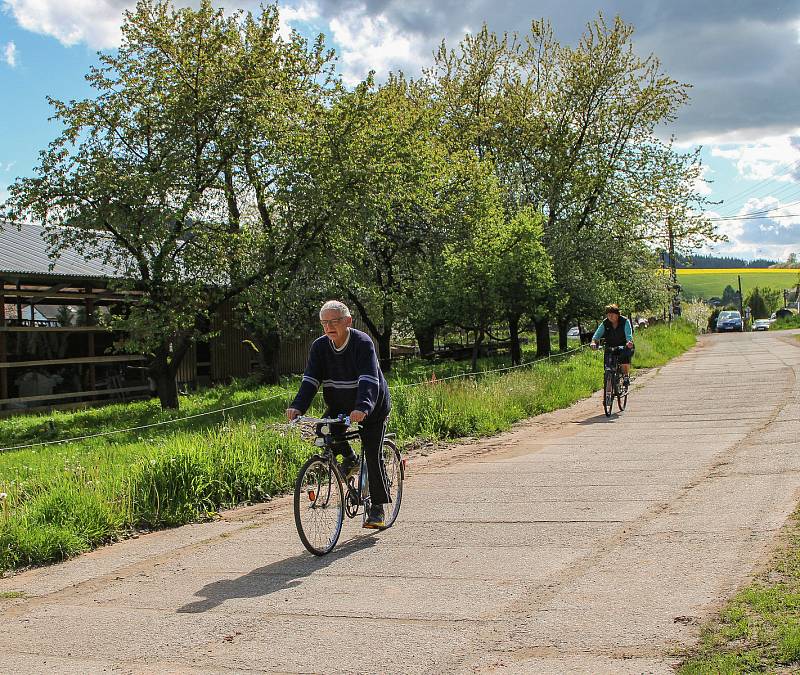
[601,345,628,417]
[291,415,404,556]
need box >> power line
[713,159,800,217]
[708,213,800,222]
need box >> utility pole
[738,274,745,327]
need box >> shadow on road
[575,414,622,425]
[176,533,378,614]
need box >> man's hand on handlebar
[349,410,367,424]
[626,341,634,349]
[286,407,301,422]
[590,341,599,350]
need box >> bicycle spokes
[294,459,344,556]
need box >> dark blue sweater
[291,328,391,424]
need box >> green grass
[0,591,25,599]
[0,322,695,573]
[679,509,800,673]
[677,269,799,300]
[0,337,580,451]
[773,314,800,330]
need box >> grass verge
[0,321,695,573]
[678,508,800,674]
[773,315,800,330]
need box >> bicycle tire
[294,456,344,556]
[617,382,627,411]
[381,438,404,529]
[603,371,614,417]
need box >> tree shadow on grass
[177,533,378,614]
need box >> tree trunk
[257,330,281,385]
[534,316,551,358]
[149,351,179,410]
[508,313,522,365]
[149,335,192,410]
[155,369,180,410]
[414,325,436,357]
[377,329,392,373]
[347,290,392,372]
[558,318,569,352]
[471,329,484,372]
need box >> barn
[0,223,275,415]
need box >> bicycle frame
[603,347,625,377]
[293,415,370,517]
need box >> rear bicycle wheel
[603,371,614,417]
[294,456,344,556]
[381,438,404,528]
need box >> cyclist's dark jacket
[291,328,390,426]
[592,315,633,347]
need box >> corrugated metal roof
[0,222,120,279]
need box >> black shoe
[623,376,630,391]
[339,454,359,479]
[363,504,386,529]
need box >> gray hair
[319,300,351,319]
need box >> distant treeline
[666,254,777,269]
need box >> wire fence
[0,343,590,453]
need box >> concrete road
[1,331,799,674]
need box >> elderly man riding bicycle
[286,300,392,529]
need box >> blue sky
[3,0,800,260]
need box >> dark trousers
[326,415,391,505]
[605,345,634,367]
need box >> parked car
[716,310,743,332]
[567,326,581,338]
[753,318,771,331]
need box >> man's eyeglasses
[320,318,345,327]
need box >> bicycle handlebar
[291,414,354,427]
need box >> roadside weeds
[678,508,800,674]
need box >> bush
[774,313,800,330]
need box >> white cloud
[3,0,127,48]
[693,164,713,197]
[705,195,800,260]
[709,133,800,182]
[3,41,17,67]
[328,9,429,86]
[278,1,320,41]
[3,0,326,50]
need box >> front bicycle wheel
[294,456,344,556]
[381,438,404,528]
[603,371,614,417]
[616,371,628,412]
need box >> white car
[753,319,771,331]
[567,326,580,338]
